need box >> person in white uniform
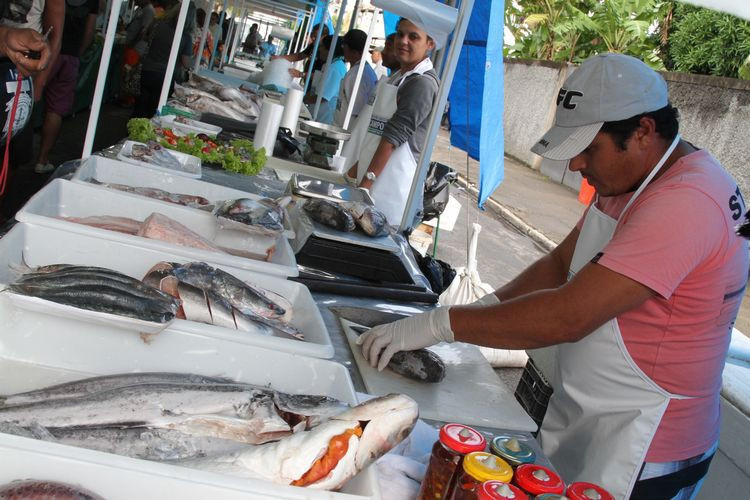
[358,54,749,499]
[370,46,389,81]
[334,29,377,129]
[346,17,440,227]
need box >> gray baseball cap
[531,53,668,160]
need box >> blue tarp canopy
[448,0,504,208]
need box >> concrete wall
[504,59,750,197]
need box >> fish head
[333,394,418,470]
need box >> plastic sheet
[254,99,284,155]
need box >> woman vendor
[345,17,440,226]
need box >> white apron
[357,59,433,225]
[539,135,688,499]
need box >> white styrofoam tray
[16,179,298,278]
[0,297,378,498]
[0,223,333,358]
[160,114,222,137]
[73,156,295,239]
[117,140,202,178]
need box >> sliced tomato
[167,137,177,146]
[291,426,363,487]
[163,129,178,140]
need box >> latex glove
[356,307,454,371]
[470,292,500,307]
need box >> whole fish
[214,197,287,234]
[89,179,210,208]
[0,372,235,408]
[182,394,418,491]
[342,201,389,237]
[303,199,356,232]
[0,480,104,500]
[186,95,251,122]
[0,383,343,444]
[129,141,183,171]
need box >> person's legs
[35,55,80,173]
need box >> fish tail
[8,252,33,278]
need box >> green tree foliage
[505,0,669,69]
[666,4,750,78]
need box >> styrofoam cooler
[0,292,379,498]
[16,179,298,278]
[72,156,295,239]
[0,223,333,358]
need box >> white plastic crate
[0,223,333,358]
[0,292,378,498]
[73,156,295,239]
[16,179,298,278]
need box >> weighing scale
[298,120,350,170]
[286,174,437,303]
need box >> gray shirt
[382,69,439,158]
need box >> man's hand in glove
[356,307,454,371]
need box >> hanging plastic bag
[439,223,529,368]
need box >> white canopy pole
[302,1,327,95]
[220,4,237,69]
[312,0,347,120]
[229,4,248,64]
[194,0,214,72]
[398,0,474,231]
[209,0,230,69]
[341,7,379,131]
[299,11,313,53]
[157,0,191,113]
[82,0,123,159]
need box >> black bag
[422,161,457,221]
[410,246,456,295]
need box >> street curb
[456,175,557,253]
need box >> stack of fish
[303,199,388,237]
[6,265,180,324]
[214,196,291,236]
[173,76,262,121]
[143,261,303,340]
[0,373,418,491]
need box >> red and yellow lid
[439,423,486,454]
[514,464,565,495]
[463,452,514,483]
[478,480,529,500]
[566,482,614,500]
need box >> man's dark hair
[321,35,344,59]
[600,103,680,150]
[312,23,330,37]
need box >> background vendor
[358,53,748,499]
[273,23,329,80]
[346,17,439,227]
[333,29,377,129]
[303,35,345,125]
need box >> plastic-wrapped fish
[303,199,356,232]
[342,201,388,237]
[214,196,290,235]
[128,141,183,171]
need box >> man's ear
[636,116,657,149]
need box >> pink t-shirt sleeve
[596,187,726,299]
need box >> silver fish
[215,197,286,234]
[129,141,183,171]
[0,372,234,408]
[182,393,418,491]
[0,480,104,500]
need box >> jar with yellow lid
[449,451,513,500]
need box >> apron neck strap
[618,134,681,222]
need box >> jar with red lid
[450,452,514,500]
[566,482,614,500]
[478,480,529,500]
[418,424,487,500]
[513,464,565,496]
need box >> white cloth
[373,61,388,81]
[376,417,437,500]
[357,58,433,225]
[334,60,378,128]
[539,136,689,498]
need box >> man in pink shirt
[358,54,748,498]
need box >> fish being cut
[137,213,224,253]
[342,201,389,237]
[0,372,234,408]
[6,265,180,323]
[89,179,211,208]
[0,480,104,500]
[303,199,356,232]
[183,393,418,490]
[58,215,142,234]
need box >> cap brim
[530,122,603,161]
